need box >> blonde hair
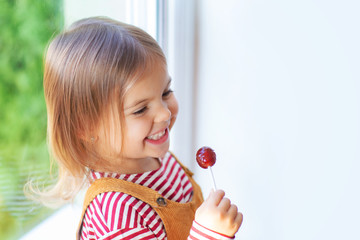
[27,17,166,206]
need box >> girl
[39,17,242,239]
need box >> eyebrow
[124,78,172,111]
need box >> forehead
[123,62,169,107]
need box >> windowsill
[19,203,82,240]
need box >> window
[0,1,63,239]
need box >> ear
[76,127,96,143]
[77,132,99,144]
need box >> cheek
[124,118,152,142]
[169,97,179,130]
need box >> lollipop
[196,146,217,190]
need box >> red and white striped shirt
[80,152,233,240]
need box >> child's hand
[195,189,243,237]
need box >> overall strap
[77,178,164,240]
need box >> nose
[154,103,171,123]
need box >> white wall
[194,0,360,239]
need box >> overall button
[156,197,167,206]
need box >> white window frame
[165,0,197,169]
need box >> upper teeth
[147,130,165,140]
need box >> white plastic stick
[208,166,217,190]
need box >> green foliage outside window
[0,0,63,239]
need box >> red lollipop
[196,146,217,189]
[196,147,216,169]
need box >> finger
[228,204,238,220]
[234,212,243,228]
[207,189,225,205]
[218,197,231,211]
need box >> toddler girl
[40,17,242,239]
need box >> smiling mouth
[147,129,166,140]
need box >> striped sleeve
[188,221,235,240]
[81,192,166,239]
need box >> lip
[145,128,169,145]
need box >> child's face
[97,61,178,166]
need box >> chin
[154,146,170,159]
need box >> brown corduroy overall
[77,159,204,240]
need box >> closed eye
[133,106,148,115]
[162,89,173,98]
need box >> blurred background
[1,0,359,239]
[0,0,62,239]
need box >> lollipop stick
[208,166,217,190]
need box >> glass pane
[0,0,63,239]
